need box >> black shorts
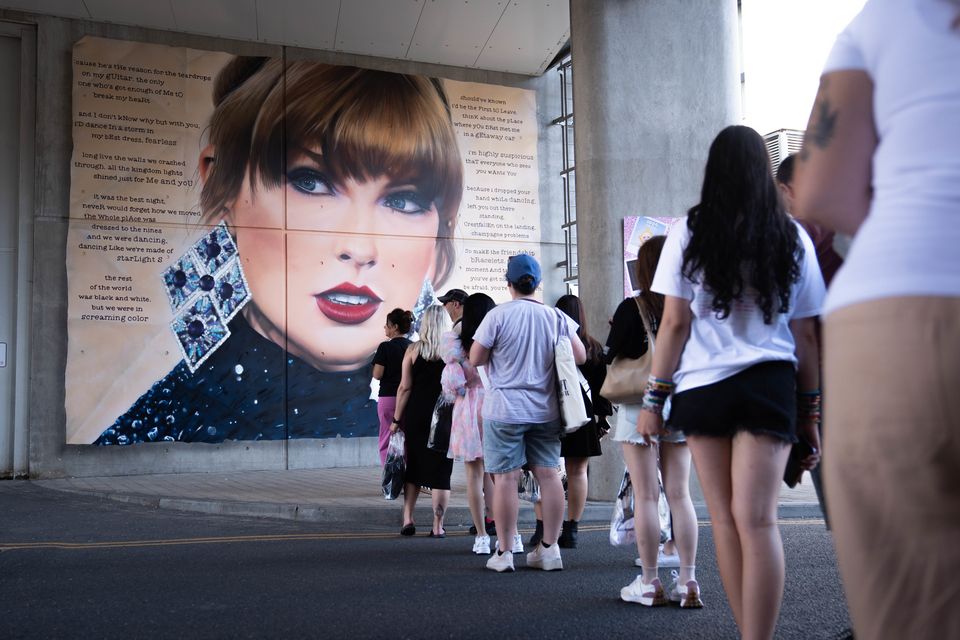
[667,361,797,443]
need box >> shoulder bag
[600,297,654,404]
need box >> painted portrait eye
[383,191,431,215]
[288,168,334,196]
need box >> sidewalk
[32,465,824,530]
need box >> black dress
[401,354,454,490]
[560,357,612,458]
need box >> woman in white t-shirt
[638,125,825,640]
[794,2,960,638]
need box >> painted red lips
[315,283,382,325]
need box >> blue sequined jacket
[96,315,379,445]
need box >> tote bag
[600,297,655,404]
[554,309,590,433]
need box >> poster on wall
[65,36,541,446]
[622,216,679,297]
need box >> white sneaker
[659,544,680,568]
[667,570,704,608]
[526,543,563,571]
[512,533,524,553]
[485,550,515,573]
[472,535,491,555]
[620,575,667,606]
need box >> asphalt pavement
[0,482,850,640]
[26,464,824,530]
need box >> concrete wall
[1,9,562,478]
[570,0,742,499]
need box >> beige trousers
[823,297,960,640]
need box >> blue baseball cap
[506,254,542,288]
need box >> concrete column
[570,0,741,500]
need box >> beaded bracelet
[640,375,675,416]
[797,390,822,423]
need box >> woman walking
[441,293,497,554]
[638,125,824,639]
[373,309,413,465]
[610,236,701,608]
[391,305,454,537]
[552,294,611,549]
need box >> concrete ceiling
[0,0,570,75]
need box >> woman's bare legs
[731,433,790,640]
[531,465,564,545]
[464,460,486,536]
[622,442,661,581]
[431,488,450,535]
[564,457,589,521]
[401,482,420,528]
[660,442,698,583]
[689,433,790,640]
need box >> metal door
[0,24,34,479]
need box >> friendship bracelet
[640,376,676,416]
[797,390,822,423]
[650,375,675,387]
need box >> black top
[96,314,378,445]
[605,297,658,363]
[373,337,412,397]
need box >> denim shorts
[482,418,563,474]
[611,402,686,446]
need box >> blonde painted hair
[201,57,463,286]
[415,305,451,362]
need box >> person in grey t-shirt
[470,254,585,573]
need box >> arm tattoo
[800,78,839,161]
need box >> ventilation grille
[764,128,804,170]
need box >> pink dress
[440,332,484,462]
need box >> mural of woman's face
[223,149,439,371]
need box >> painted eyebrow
[289,146,435,198]
[288,147,325,167]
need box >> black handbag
[783,433,816,488]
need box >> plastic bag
[610,468,636,546]
[658,469,672,544]
[381,431,406,500]
[427,398,453,452]
[518,469,541,503]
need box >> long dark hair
[555,294,604,366]
[682,125,802,324]
[460,293,496,352]
[635,235,667,326]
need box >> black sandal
[400,523,416,536]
